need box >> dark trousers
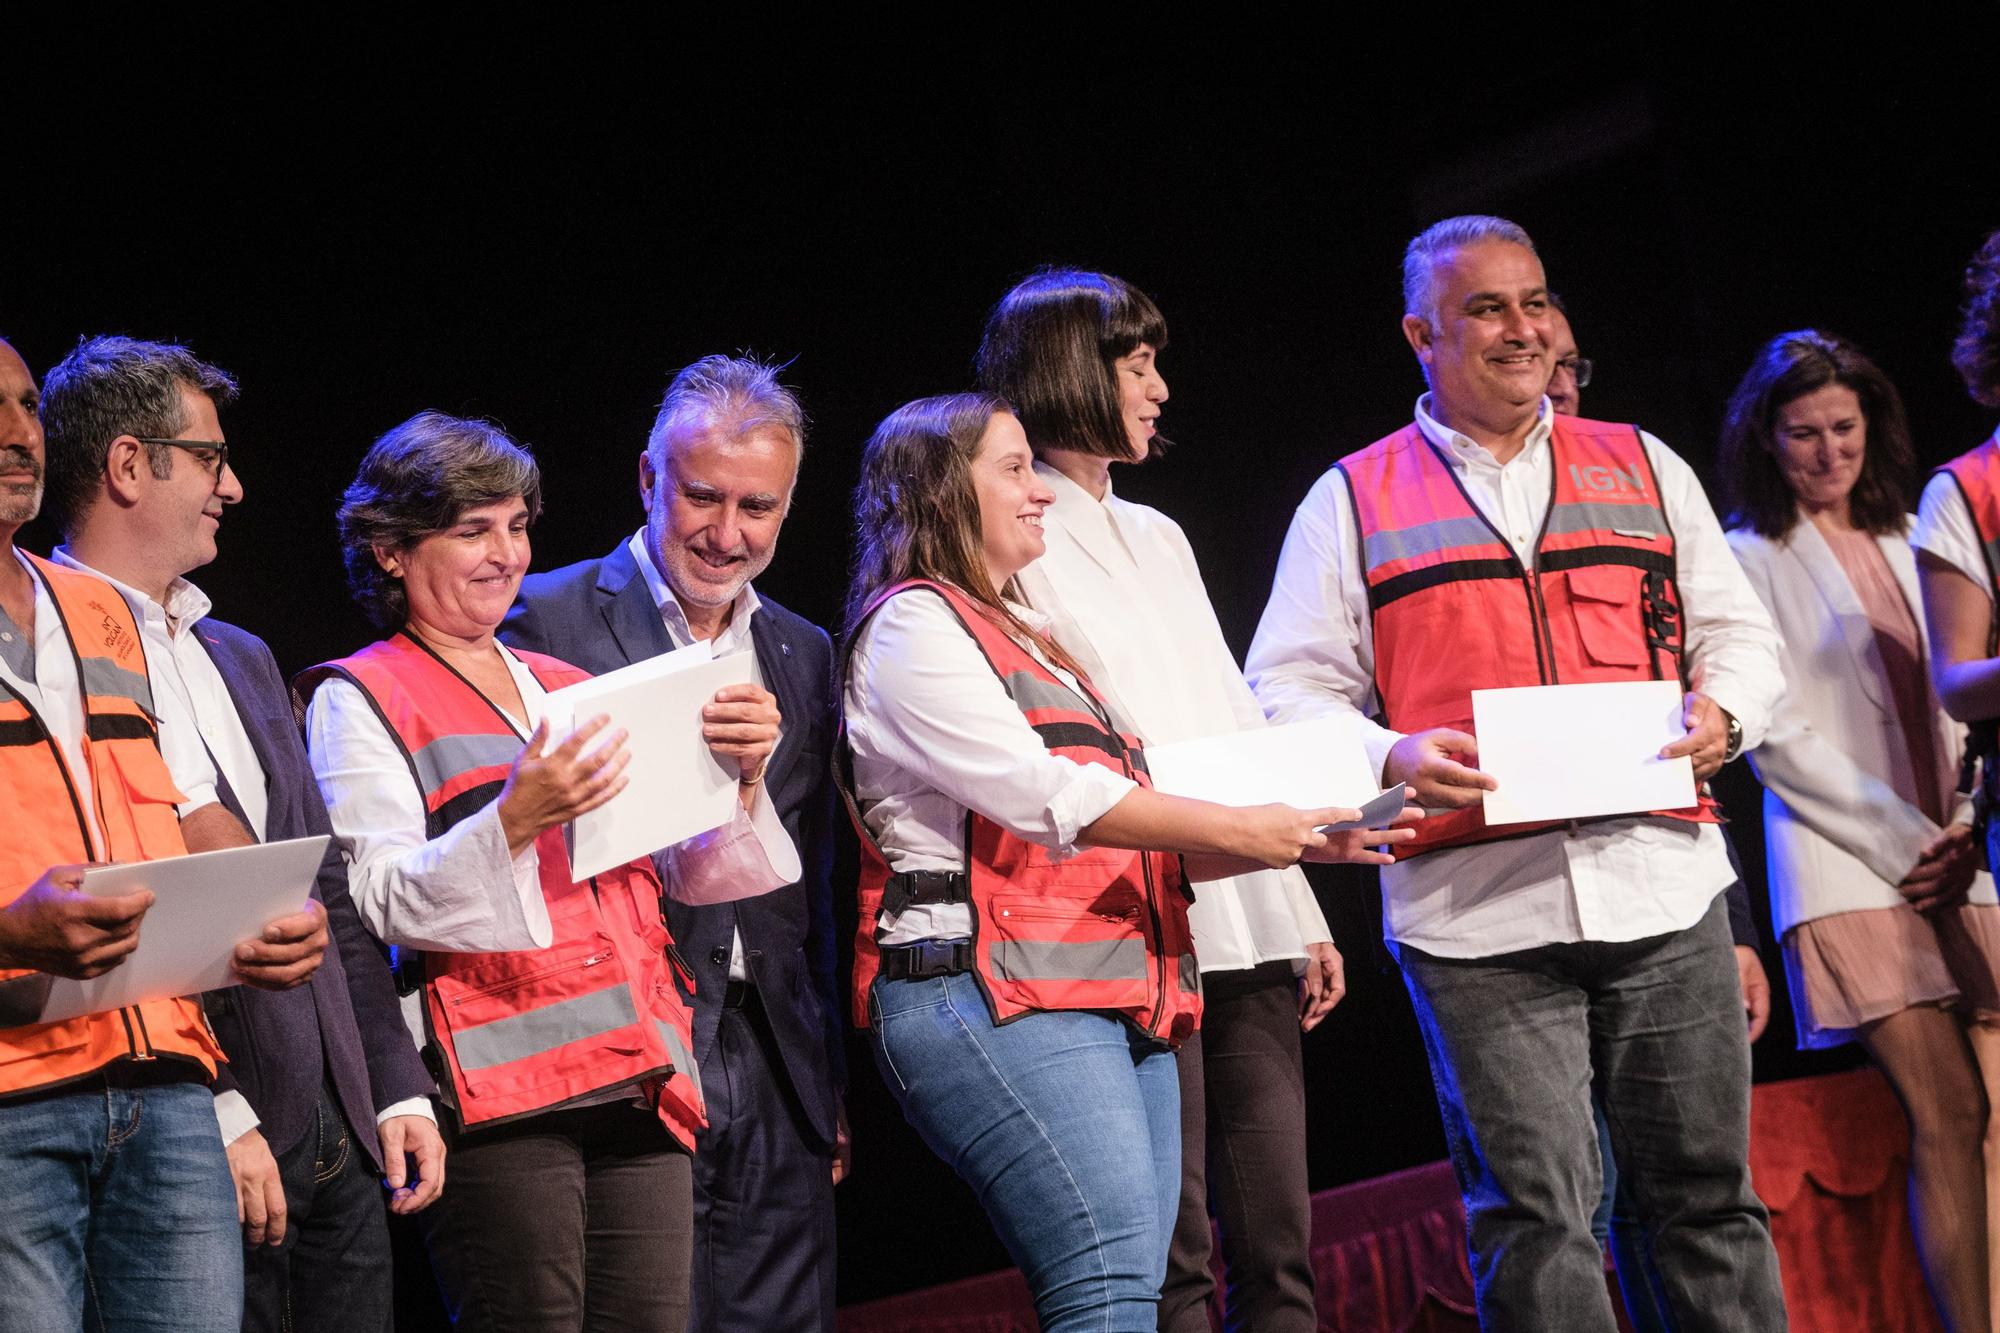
[1160,960,1316,1333]
[690,983,837,1333]
[421,1100,693,1333]
[1394,896,1786,1333]
[242,1081,393,1333]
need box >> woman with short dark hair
[1915,227,2000,1330]
[977,269,1339,1331]
[1722,329,1998,1333]
[302,411,780,1332]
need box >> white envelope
[1143,716,1382,812]
[38,836,331,1024]
[1472,679,1696,826]
[543,646,759,880]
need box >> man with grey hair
[40,334,441,1333]
[1246,217,1788,1329]
[504,354,845,1332]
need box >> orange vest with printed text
[1338,416,1720,857]
[298,634,704,1145]
[0,554,223,1093]
[842,580,1202,1046]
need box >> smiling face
[1403,239,1553,440]
[972,411,1055,588]
[383,496,532,640]
[642,422,798,617]
[141,386,243,579]
[1113,342,1168,461]
[1772,382,1868,520]
[0,341,43,532]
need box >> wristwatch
[1722,711,1743,763]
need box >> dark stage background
[10,24,2000,1311]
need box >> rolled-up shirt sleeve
[846,590,1135,854]
[1645,433,1783,748]
[305,677,549,954]
[1245,468,1408,781]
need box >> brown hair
[975,268,1167,461]
[844,392,1085,677]
[1718,329,1914,540]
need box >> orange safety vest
[1936,434,2000,870]
[298,633,704,1146]
[0,554,222,1093]
[1339,415,1720,857]
[842,579,1201,1046]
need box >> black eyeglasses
[134,438,230,480]
[1555,357,1594,389]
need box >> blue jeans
[1394,895,1786,1333]
[0,1068,241,1332]
[870,971,1180,1333]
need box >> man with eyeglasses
[0,332,334,1331]
[40,335,438,1333]
[1546,300,1593,417]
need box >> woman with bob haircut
[301,411,789,1332]
[1916,226,2000,1331]
[1721,329,1997,1333]
[976,267,1339,1332]
[840,392,1416,1332]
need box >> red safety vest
[0,555,223,1093]
[1339,415,1719,856]
[842,580,1201,1046]
[299,634,704,1145]
[1936,434,2000,870]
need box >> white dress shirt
[1913,459,1996,596]
[1245,396,1783,959]
[625,530,800,983]
[1012,464,1331,973]
[844,587,1138,945]
[50,551,437,1144]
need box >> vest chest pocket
[1561,566,1650,668]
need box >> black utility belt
[881,868,969,916]
[878,938,975,981]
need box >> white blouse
[844,588,1137,946]
[1012,464,1331,973]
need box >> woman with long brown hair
[840,392,1413,1332]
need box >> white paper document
[38,835,331,1024]
[1472,679,1696,827]
[1143,716,1383,812]
[542,645,759,880]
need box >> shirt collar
[624,528,761,651]
[1413,392,1554,471]
[50,546,212,637]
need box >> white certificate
[38,835,331,1024]
[1143,716,1382,811]
[543,646,759,880]
[1472,679,1697,827]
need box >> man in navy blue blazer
[503,355,846,1333]
[43,336,441,1333]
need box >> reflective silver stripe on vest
[78,656,155,716]
[1000,670,1090,717]
[988,938,1148,984]
[452,985,640,1072]
[1178,951,1200,994]
[655,1019,703,1103]
[1361,515,1501,571]
[412,733,525,801]
[1544,500,1667,539]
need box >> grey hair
[337,411,543,629]
[646,354,807,461]
[40,335,240,536]
[1402,215,1538,326]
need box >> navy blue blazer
[502,540,845,1145]
[195,619,433,1170]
